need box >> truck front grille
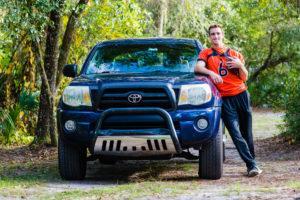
[99,88,172,110]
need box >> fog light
[65,120,76,132]
[197,118,208,130]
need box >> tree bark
[35,83,51,141]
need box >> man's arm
[194,60,223,84]
[226,56,248,81]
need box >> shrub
[277,68,300,143]
[0,85,39,144]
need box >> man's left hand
[226,56,243,69]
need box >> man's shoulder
[200,48,213,54]
[228,48,243,56]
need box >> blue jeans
[221,90,256,169]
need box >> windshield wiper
[101,71,112,74]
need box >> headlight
[178,84,211,105]
[62,86,92,107]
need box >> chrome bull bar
[91,108,182,155]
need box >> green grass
[0,110,296,200]
[252,112,283,138]
[285,181,300,189]
[181,163,195,172]
[0,162,60,189]
[228,182,242,195]
[40,181,189,200]
[223,183,277,196]
[0,160,196,199]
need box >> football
[228,68,239,76]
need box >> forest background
[0,0,299,146]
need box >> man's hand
[209,71,223,84]
[226,56,248,81]
[194,60,223,84]
[226,56,243,70]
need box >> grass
[223,183,278,197]
[285,181,300,189]
[0,161,60,189]
[39,181,189,200]
[252,111,283,138]
[0,160,196,199]
[0,110,298,200]
[228,182,242,195]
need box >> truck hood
[70,72,211,86]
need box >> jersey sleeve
[236,51,245,65]
[234,51,247,81]
[197,49,208,64]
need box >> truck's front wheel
[198,121,223,179]
[58,137,87,180]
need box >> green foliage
[19,84,40,114]
[247,65,289,107]
[0,107,16,143]
[1,0,299,144]
[0,85,39,144]
[67,0,152,67]
[0,0,53,40]
[277,68,300,142]
[1,0,152,144]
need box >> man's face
[209,27,224,47]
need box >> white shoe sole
[248,169,262,177]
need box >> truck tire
[58,137,87,180]
[223,142,225,162]
[222,120,226,162]
[198,121,223,179]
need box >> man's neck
[212,44,224,49]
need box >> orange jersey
[197,47,247,97]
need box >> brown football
[228,68,239,76]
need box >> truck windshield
[85,43,199,74]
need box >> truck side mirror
[63,64,77,78]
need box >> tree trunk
[35,0,89,146]
[49,96,58,147]
[35,82,51,142]
[56,0,90,88]
[36,0,63,146]
[158,0,168,37]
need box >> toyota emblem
[128,93,142,103]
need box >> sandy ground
[1,110,300,199]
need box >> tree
[1,0,151,146]
[34,0,149,146]
[158,0,168,36]
[31,0,89,146]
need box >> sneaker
[247,166,262,177]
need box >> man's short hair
[209,24,223,35]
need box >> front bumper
[57,106,221,150]
[91,108,182,155]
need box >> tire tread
[198,121,223,179]
[58,137,87,180]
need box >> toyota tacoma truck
[57,38,224,180]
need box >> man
[194,24,262,177]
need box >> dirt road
[0,109,299,199]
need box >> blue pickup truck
[57,38,224,180]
